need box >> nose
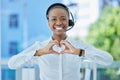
[56,20,62,25]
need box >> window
[9,14,18,28]
[9,41,18,56]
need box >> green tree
[86,6,120,60]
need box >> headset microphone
[66,12,75,31]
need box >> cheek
[48,21,52,27]
[48,22,54,29]
[64,21,69,27]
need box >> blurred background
[0,0,120,80]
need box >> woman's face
[48,7,69,36]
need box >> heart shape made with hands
[52,45,65,53]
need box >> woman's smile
[54,26,64,31]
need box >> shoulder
[67,37,86,47]
[67,37,84,44]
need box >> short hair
[46,3,69,20]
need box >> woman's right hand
[34,40,59,56]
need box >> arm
[81,42,113,66]
[59,39,113,66]
[8,41,40,69]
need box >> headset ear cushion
[69,20,74,26]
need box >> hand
[60,40,80,55]
[35,40,60,56]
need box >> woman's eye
[62,18,66,21]
[51,18,56,21]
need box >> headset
[46,3,75,31]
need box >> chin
[56,32,66,36]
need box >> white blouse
[8,37,113,80]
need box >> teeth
[56,27,63,30]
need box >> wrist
[79,49,85,57]
[34,49,43,56]
[74,49,80,55]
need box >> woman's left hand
[60,40,79,55]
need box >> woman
[8,3,113,80]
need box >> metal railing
[1,61,120,80]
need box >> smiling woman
[8,3,113,80]
[48,7,69,37]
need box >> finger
[49,50,60,55]
[60,40,65,44]
[53,40,60,46]
[60,51,67,54]
[60,40,71,46]
[53,51,60,55]
[49,40,59,46]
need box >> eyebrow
[50,16,67,18]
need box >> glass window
[9,41,18,56]
[9,14,18,28]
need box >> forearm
[34,49,44,56]
[74,48,85,57]
[84,45,113,66]
[8,42,40,69]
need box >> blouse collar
[48,36,71,42]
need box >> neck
[52,34,67,42]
